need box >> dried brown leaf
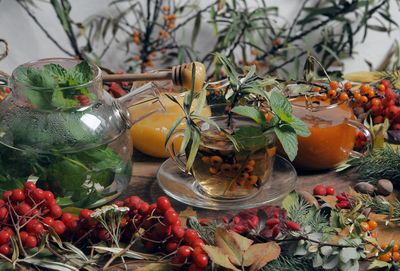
[179,207,197,226]
[215,228,253,266]
[243,242,281,271]
[136,263,173,271]
[202,245,240,271]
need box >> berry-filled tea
[191,115,276,200]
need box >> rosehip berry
[191,238,205,248]
[2,191,12,200]
[184,229,198,244]
[172,225,185,239]
[325,185,336,195]
[19,231,29,242]
[193,253,208,268]
[26,219,39,233]
[139,202,150,215]
[17,203,32,216]
[286,221,301,231]
[32,188,45,202]
[0,230,11,245]
[24,235,37,248]
[336,200,350,209]
[52,221,66,235]
[192,246,205,256]
[232,216,240,224]
[156,196,171,212]
[265,218,280,228]
[164,209,179,225]
[0,200,4,208]
[313,184,327,196]
[24,182,36,191]
[43,191,54,201]
[177,245,192,258]
[50,205,62,218]
[11,188,25,202]
[165,241,179,253]
[0,207,8,221]
[32,223,45,234]
[65,219,78,231]
[273,211,280,218]
[0,244,10,256]
[61,213,74,223]
[79,209,93,219]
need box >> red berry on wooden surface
[325,185,336,195]
[313,184,327,196]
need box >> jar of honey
[290,96,373,170]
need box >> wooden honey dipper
[102,62,206,91]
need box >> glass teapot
[0,58,163,207]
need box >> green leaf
[368,259,392,270]
[185,129,200,172]
[282,191,299,211]
[269,90,292,115]
[51,87,79,109]
[43,63,68,80]
[193,87,207,116]
[68,61,93,84]
[339,247,359,263]
[191,13,202,46]
[274,125,298,161]
[231,106,266,127]
[164,116,184,147]
[290,116,310,137]
[232,126,266,151]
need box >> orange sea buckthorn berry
[377,84,386,92]
[393,252,400,261]
[392,243,399,252]
[339,92,349,101]
[371,98,381,107]
[210,156,223,165]
[231,164,242,172]
[241,172,249,179]
[238,178,246,186]
[167,23,174,29]
[354,92,361,100]
[360,84,369,94]
[209,167,218,174]
[367,220,378,231]
[221,163,232,173]
[312,86,321,92]
[360,221,370,232]
[360,96,368,103]
[378,252,392,262]
[371,232,378,238]
[367,89,375,98]
[163,15,170,20]
[328,89,337,97]
[244,165,254,173]
[329,80,339,90]
[344,82,352,90]
[248,175,258,185]
[319,93,328,101]
[201,156,211,164]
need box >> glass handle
[117,82,165,127]
[348,119,374,158]
[0,71,9,87]
[166,131,188,173]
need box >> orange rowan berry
[378,252,392,262]
[328,89,337,97]
[367,220,378,230]
[329,80,339,90]
[339,92,349,101]
[344,81,352,90]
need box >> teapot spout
[115,82,165,128]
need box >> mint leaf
[233,126,267,151]
[68,61,93,84]
[274,125,298,161]
[290,116,311,137]
[269,90,292,115]
[231,106,266,127]
[51,87,79,109]
[43,63,68,81]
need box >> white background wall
[0,0,399,74]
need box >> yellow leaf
[202,245,241,271]
[136,263,173,271]
[215,228,254,266]
[178,207,197,226]
[242,242,281,268]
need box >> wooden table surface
[123,151,376,270]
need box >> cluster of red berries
[75,95,90,106]
[335,192,351,209]
[0,182,73,256]
[364,80,400,130]
[222,206,301,240]
[312,184,336,196]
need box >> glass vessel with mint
[0,58,162,207]
[166,55,310,200]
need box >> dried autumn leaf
[178,207,197,226]
[136,263,174,271]
[202,245,241,271]
[215,228,253,265]
[243,242,281,271]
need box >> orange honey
[291,97,357,170]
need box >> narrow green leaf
[193,87,207,116]
[164,117,184,147]
[186,130,200,172]
[180,126,191,154]
[191,13,202,46]
[192,115,220,131]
